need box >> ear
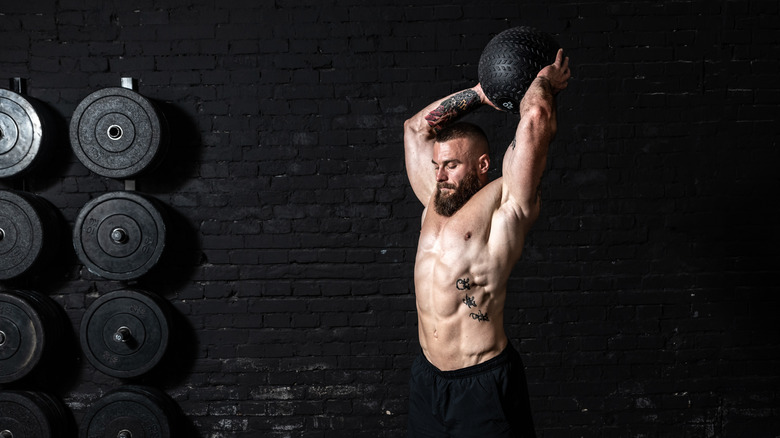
[477,153,490,175]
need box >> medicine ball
[478,26,559,113]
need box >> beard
[433,171,482,217]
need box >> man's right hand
[473,83,500,111]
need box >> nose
[436,167,447,182]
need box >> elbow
[404,115,434,141]
[523,103,552,125]
[404,116,425,134]
[403,118,418,146]
[403,117,416,134]
[521,104,557,141]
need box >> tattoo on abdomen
[470,310,489,322]
[456,279,489,322]
[425,89,480,133]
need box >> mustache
[437,182,456,190]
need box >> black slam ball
[478,26,559,113]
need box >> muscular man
[403,49,570,437]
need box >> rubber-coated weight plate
[69,87,168,178]
[80,289,170,378]
[79,385,176,438]
[0,190,46,280]
[0,391,70,438]
[0,291,45,383]
[73,191,167,281]
[0,392,54,437]
[0,88,45,178]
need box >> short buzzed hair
[436,122,489,156]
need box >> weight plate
[0,190,46,280]
[79,386,176,438]
[0,89,45,178]
[69,87,168,179]
[73,191,167,281]
[0,291,45,383]
[80,289,170,378]
[0,391,60,437]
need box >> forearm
[519,77,556,126]
[501,78,557,214]
[406,86,483,138]
[424,88,482,134]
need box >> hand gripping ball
[478,26,559,113]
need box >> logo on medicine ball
[497,98,517,112]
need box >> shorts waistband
[418,343,517,379]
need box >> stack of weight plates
[0,190,62,280]
[0,289,65,384]
[0,391,72,437]
[0,84,53,178]
[79,385,180,437]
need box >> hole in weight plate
[110,227,129,244]
[113,326,132,343]
[107,124,123,140]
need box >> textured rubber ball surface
[478,26,559,113]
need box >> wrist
[474,83,499,109]
[534,76,557,94]
[472,84,487,104]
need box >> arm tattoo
[425,89,480,133]
[510,139,517,150]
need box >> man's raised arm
[500,49,570,225]
[403,87,483,205]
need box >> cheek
[451,169,469,184]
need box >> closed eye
[432,160,460,171]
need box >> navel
[464,231,472,240]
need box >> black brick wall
[1,0,779,437]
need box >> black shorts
[407,343,536,438]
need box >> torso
[414,178,530,371]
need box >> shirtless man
[403,49,570,437]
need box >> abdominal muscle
[414,257,509,371]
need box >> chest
[415,207,492,284]
[419,216,477,258]
[417,184,499,256]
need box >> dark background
[1,0,779,436]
